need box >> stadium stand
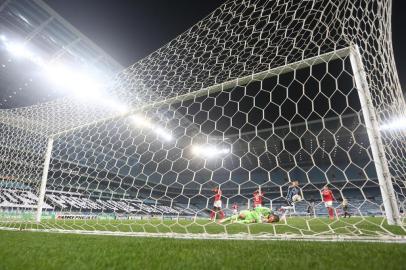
[0,188,196,216]
[0,186,385,219]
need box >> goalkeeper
[220,206,279,224]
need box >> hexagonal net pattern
[0,0,405,241]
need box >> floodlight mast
[349,45,401,225]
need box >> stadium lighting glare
[380,118,406,131]
[4,41,34,59]
[155,127,173,141]
[191,144,230,158]
[1,34,108,102]
[129,115,173,141]
[1,37,44,66]
[104,100,130,114]
[130,114,152,128]
[44,63,105,99]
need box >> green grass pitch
[1,216,405,236]
[1,217,406,269]
[0,229,406,270]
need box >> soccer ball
[292,194,302,203]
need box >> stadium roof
[0,0,123,109]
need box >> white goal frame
[29,46,402,240]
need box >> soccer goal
[0,0,405,241]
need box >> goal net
[0,0,405,241]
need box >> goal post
[17,46,405,240]
[49,47,352,138]
[1,0,405,242]
[349,46,401,225]
[35,136,54,223]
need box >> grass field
[1,216,405,239]
[1,229,406,270]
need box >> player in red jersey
[231,202,238,215]
[253,189,264,208]
[321,185,336,220]
[210,186,225,221]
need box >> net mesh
[0,0,405,240]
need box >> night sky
[44,0,405,94]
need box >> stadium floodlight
[130,114,173,141]
[130,114,153,128]
[380,118,406,131]
[4,41,35,60]
[44,63,105,99]
[1,37,44,66]
[1,34,108,101]
[103,100,130,114]
[191,144,230,158]
[155,127,173,141]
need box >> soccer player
[210,186,225,221]
[321,185,336,220]
[254,205,273,218]
[231,202,238,215]
[286,180,301,205]
[253,188,264,208]
[341,198,351,218]
[307,197,316,217]
[220,208,279,224]
[280,180,301,220]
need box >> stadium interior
[0,0,404,237]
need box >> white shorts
[232,209,238,215]
[213,200,222,208]
[325,201,333,207]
